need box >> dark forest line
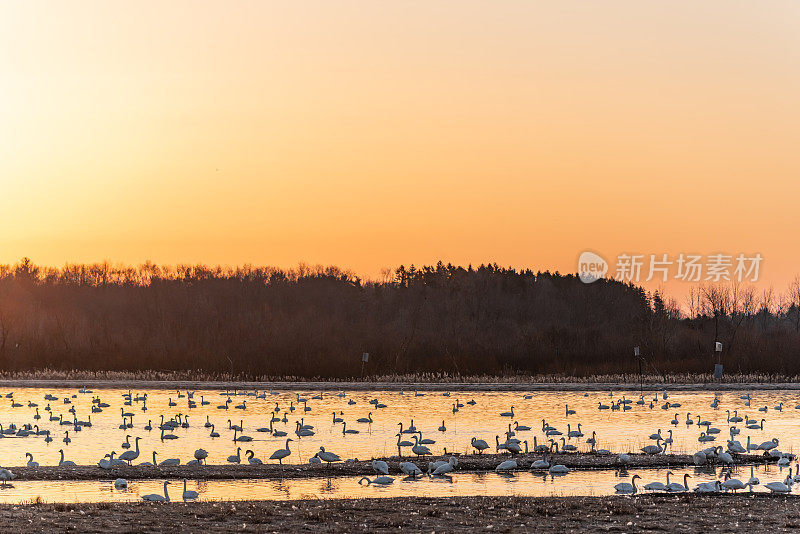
[0,257,798,378]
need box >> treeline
[0,257,799,378]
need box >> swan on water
[666,474,691,492]
[615,474,640,494]
[142,481,171,502]
[359,476,394,485]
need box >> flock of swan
[0,386,797,500]
[605,390,796,494]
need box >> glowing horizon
[3,2,800,299]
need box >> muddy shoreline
[5,451,775,481]
[3,495,800,532]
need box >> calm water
[0,465,793,503]
[0,386,798,502]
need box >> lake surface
[0,464,793,503]
[0,386,798,502]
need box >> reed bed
[0,368,799,385]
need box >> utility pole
[361,352,369,379]
[634,346,642,395]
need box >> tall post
[361,352,369,379]
[714,342,723,379]
[634,346,642,394]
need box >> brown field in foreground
[3,495,800,533]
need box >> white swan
[233,429,253,442]
[356,413,373,424]
[372,460,389,475]
[614,474,640,493]
[58,449,76,467]
[727,439,746,454]
[153,451,180,467]
[495,459,517,472]
[269,438,293,464]
[641,439,663,455]
[0,468,15,488]
[748,466,760,487]
[471,437,489,454]
[644,471,670,491]
[400,461,422,476]
[531,456,550,469]
[411,435,431,457]
[227,447,242,464]
[765,477,792,493]
[119,436,141,464]
[341,422,359,435]
[246,449,263,465]
[758,438,779,451]
[694,480,722,493]
[431,457,458,476]
[666,474,690,492]
[317,447,341,466]
[721,477,749,492]
[142,481,171,502]
[359,476,394,485]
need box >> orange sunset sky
[2,2,800,298]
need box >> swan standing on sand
[641,439,663,455]
[496,459,517,472]
[119,436,141,464]
[270,438,293,464]
[317,447,341,466]
[194,448,208,465]
[411,435,432,458]
[721,472,750,493]
[372,460,389,475]
[471,437,489,454]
